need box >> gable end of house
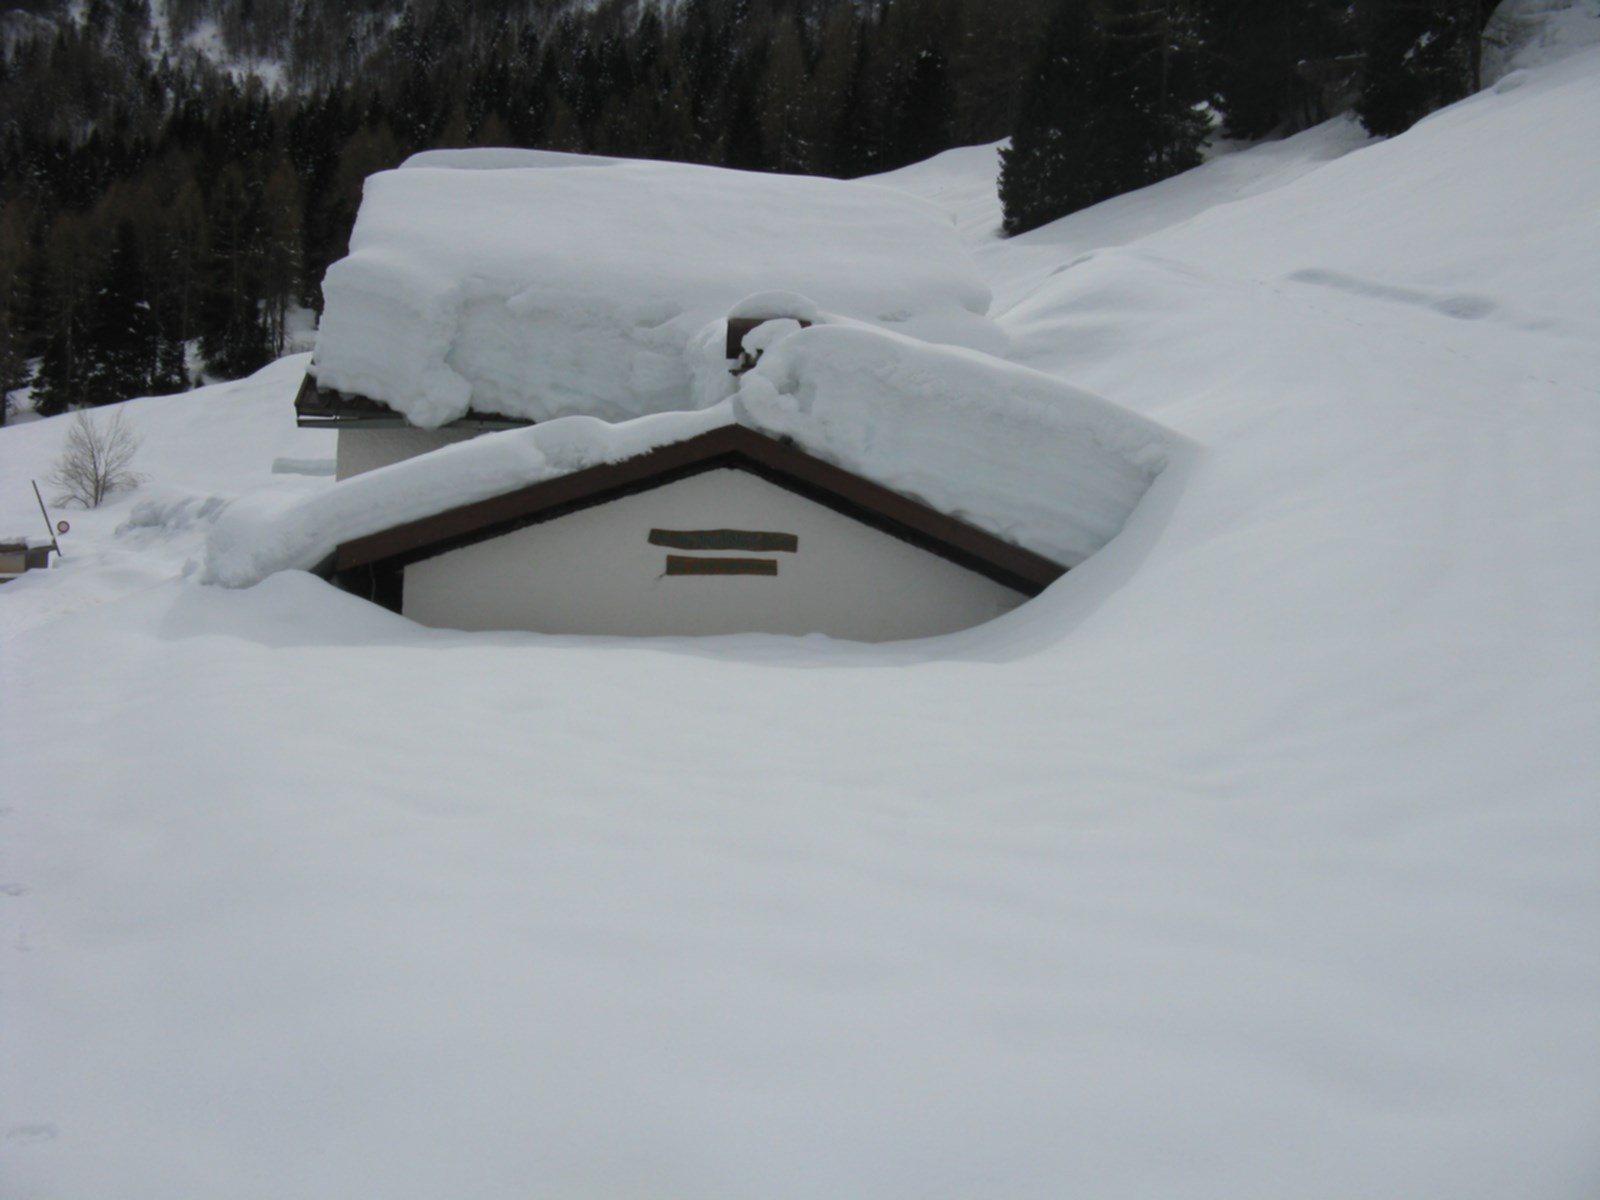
[331,425,1067,614]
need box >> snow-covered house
[219,321,1184,640]
[240,150,1188,640]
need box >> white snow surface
[401,146,627,171]
[5,10,1600,1198]
[311,155,1004,429]
[204,327,1184,587]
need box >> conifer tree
[1000,0,1211,236]
[32,215,96,417]
[81,218,161,405]
[1198,0,1352,138]
[0,206,31,422]
[258,159,303,359]
[831,35,885,177]
[998,1,1109,235]
[1099,0,1211,180]
[759,17,810,172]
[891,44,955,169]
[1356,0,1482,136]
[198,164,272,378]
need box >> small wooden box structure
[0,540,53,581]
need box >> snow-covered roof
[207,325,1189,589]
[310,152,1005,430]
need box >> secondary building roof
[309,151,1005,430]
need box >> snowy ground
[3,6,1598,1197]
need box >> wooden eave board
[293,372,531,430]
[334,425,1067,596]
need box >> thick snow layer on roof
[737,324,1178,567]
[204,329,1184,588]
[310,155,1003,429]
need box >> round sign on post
[56,520,70,535]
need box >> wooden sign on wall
[663,555,779,576]
[649,529,799,553]
[653,528,795,577]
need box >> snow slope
[3,9,1598,1198]
[0,356,330,640]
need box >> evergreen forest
[0,0,1498,418]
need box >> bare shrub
[49,409,145,507]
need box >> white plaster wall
[335,427,480,480]
[401,469,1027,641]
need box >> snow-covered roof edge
[205,327,1192,590]
[202,404,737,589]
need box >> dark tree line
[999,0,1498,235]
[0,0,1498,417]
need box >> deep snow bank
[311,155,1004,429]
[205,328,1187,588]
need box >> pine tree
[32,215,97,417]
[258,159,303,360]
[82,218,161,405]
[831,34,886,177]
[999,0,1211,237]
[1099,0,1211,180]
[0,205,31,423]
[198,164,272,378]
[722,67,769,171]
[945,0,1057,143]
[998,1,1109,235]
[1356,0,1481,136]
[890,43,955,170]
[759,17,810,172]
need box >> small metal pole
[31,479,62,559]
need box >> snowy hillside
[3,9,1598,1199]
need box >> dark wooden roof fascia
[334,425,1067,596]
[294,371,532,431]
